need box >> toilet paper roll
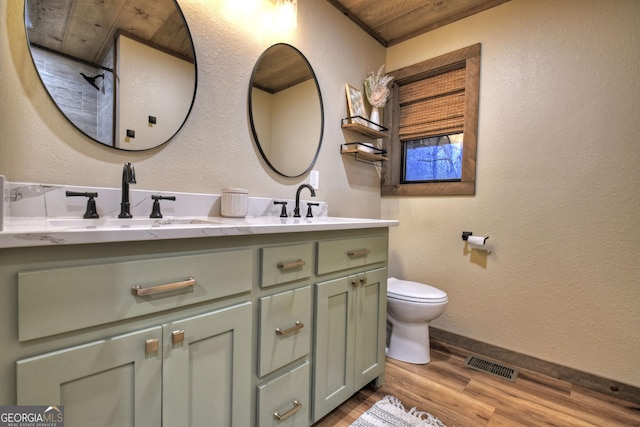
[467,235,488,246]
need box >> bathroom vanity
[0,182,397,426]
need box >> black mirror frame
[248,43,324,178]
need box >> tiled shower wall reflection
[30,46,113,146]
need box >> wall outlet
[310,170,319,190]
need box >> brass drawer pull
[131,277,196,296]
[277,259,306,270]
[145,338,159,354]
[275,321,304,336]
[273,400,302,421]
[172,330,185,344]
[347,248,371,257]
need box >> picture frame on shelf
[345,84,368,126]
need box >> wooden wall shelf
[341,117,388,139]
[340,143,387,163]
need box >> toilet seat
[387,277,448,304]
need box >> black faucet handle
[66,191,99,219]
[150,195,176,218]
[306,202,320,218]
[273,201,288,218]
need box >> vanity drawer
[257,361,310,427]
[258,286,311,377]
[316,235,387,275]
[18,249,253,341]
[260,243,312,288]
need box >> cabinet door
[354,268,387,390]
[312,275,356,422]
[17,326,162,427]
[162,302,252,427]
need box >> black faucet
[293,184,316,218]
[118,162,136,218]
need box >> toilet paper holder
[461,231,489,244]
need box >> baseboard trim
[430,327,640,405]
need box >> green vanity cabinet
[17,302,252,427]
[1,226,392,426]
[312,268,387,422]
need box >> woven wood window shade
[398,67,466,141]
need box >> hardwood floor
[312,340,640,426]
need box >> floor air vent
[464,355,518,382]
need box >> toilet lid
[387,277,448,303]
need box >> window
[403,133,464,182]
[381,44,481,196]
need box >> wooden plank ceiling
[25,0,193,65]
[25,0,509,70]
[326,0,511,47]
[251,45,314,94]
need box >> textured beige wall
[383,0,640,387]
[116,35,195,149]
[0,0,385,218]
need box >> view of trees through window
[403,133,463,182]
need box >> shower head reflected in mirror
[80,73,105,91]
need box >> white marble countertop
[0,216,398,248]
[1,180,398,248]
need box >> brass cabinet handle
[277,259,306,270]
[172,330,185,344]
[145,338,159,354]
[273,400,302,421]
[131,277,196,296]
[351,279,358,288]
[347,248,371,257]
[275,321,304,336]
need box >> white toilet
[386,277,448,364]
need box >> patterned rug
[350,395,446,427]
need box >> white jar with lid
[221,188,248,217]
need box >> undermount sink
[47,217,222,229]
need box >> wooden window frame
[381,44,481,197]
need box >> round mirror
[249,44,323,178]
[24,0,197,151]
